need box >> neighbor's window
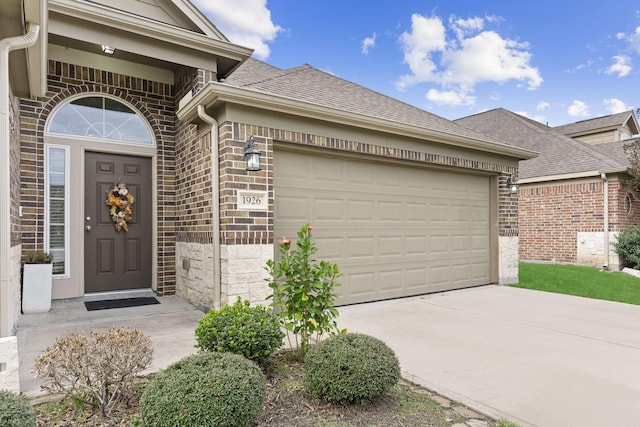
[45,145,69,276]
[47,95,153,144]
[625,193,633,215]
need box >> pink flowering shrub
[266,223,344,357]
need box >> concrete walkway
[17,296,204,396]
[337,285,640,427]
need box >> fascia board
[49,0,252,61]
[520,168,628,184]
[179,82,538,161]
[169,0,229,41]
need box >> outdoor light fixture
[244,136,261,171]
[506,175,519,194]
[101,45,116,55]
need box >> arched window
[47,95,153,144]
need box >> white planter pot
[22,263,53,314]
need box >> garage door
[274,149,491,305]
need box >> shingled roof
[455,108,629,180]
[224,58,519,148]
[554,110,638,136]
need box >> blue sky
[192,0,640,127]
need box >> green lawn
[513,263,640,306]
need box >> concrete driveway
[337,285,640,427]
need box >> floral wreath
[105,181,135,232]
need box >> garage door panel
[314,197,345,221]
[406,236,427,255]
[379,236,403,257]
[347,236,376,259]
[348,200,376,222]
[379,202,403,223]
[274,150,491,305]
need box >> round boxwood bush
[139,352,266,427]
[195,297,284,363]
[0,390,36,427]
[304,333,401,403]
[615,225,640,268]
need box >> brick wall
[19,60,178,295]
[519,178,639,264]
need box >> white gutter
[197,105,222,310]
[0,22,40,337]
[601,172,609,270]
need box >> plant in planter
[22,251,53,314]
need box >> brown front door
[84,152,152,293]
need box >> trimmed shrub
[195,297,284,363]
[32,327,152,416]
[305,333,401,403]
[615,225,640,268]
[0,390,36,427]
[139,352,266,427]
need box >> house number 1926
[237,190,268,211]
[242,196,262,205]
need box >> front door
[84,152,152,293]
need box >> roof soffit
[178,82,538,161]
[48,0,252,76]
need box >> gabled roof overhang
[178,82,538,161]
[48,0,252,77]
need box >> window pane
[49,200,64,223]
[47,146,67,276]
[48,96,153,143]
[51,249,65,275]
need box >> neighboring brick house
[456,108,640,269]
[0,0,535,347]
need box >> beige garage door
[274,149,491,305]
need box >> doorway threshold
[84,288,155,302]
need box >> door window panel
[46,145,69,276]
[47,96,153,144]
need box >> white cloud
[450,16,484,39]
[191,0,281,59]
[396,13,542,107]
[426,88,475,106]
[396,14,447,90]
[603,98,633,114]
[568,100,590,117]
[536,101,550,111]
[605,55,632,78]
[618,26,640,54]
[362,33,377,55]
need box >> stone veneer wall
[520,179,640,267]
[220,244,273,306]
[19,60,178,295]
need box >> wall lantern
[101,45,116,55]
[506,176,519,194]
[244,136,261,171]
